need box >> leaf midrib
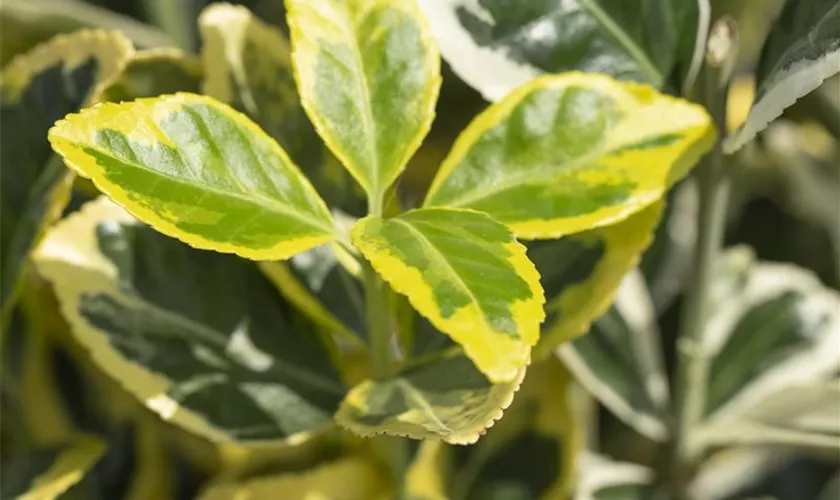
[577,0,662,85]
[80,142,335,235]
[391,218,495,334]
[395,378,453,433]
[483,0,662,85]
[435,135,624,209]
[334,1,381,195]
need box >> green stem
[365,263,393,378]
[669,17,737,495]
[364,190,408,492]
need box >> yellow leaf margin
[351,210,545,384]
[47,93,337,261]
[424,72,715,240]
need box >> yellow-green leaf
[1,29,133,329]
[424,73,714,239]
[286,0,442,203]
[533,202,663,357]
[34,197,346,444]
[1,435,106,500]
[48,93,337,261]
[336,349,525,444]
[198,456,390,500]
[100,48,202,102]
[352,208,545,383]
[199,3,365,215]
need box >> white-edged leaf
[724,0,840,153]
[559,270,669,441]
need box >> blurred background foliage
[1,0,838,498]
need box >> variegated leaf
[532,202,663,356]
[695,251,840,450]
[286,0,441,205]
[724,0,840,153]
[418,0,707,102]
[48,93,337,261]
[352,208,544,383]
[559,270,669,441]
[199,3,365,215]
[34,197,346,443]
[424,73,714,240]
[336,349,525,444]
[0,29,133,329]
[0,0,172,66]
[100,48,202,102]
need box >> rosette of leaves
[38,0,712,455]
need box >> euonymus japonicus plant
[0,0,840,499]
[28,0,713,491]
[4,1,728,492]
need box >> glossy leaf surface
[100,48,202,102]
[559,271,669,441]
[418,0,704,101]
[34,197,345,443]
[48,93,337,261]
[532,202,662,356]
[724,0,840,153]
[0,29,132,326]
[199,456,390,500]
[286,0,441,201]
[0,436,106,500]
[336,349,525,444]
[424,73,714,240]
[352,208,544,383]
[199,3,364,214]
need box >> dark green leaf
[725,0,840,153]
[35,197,346,443]
[559,271,669,441]
[260,242,367,347]
[697,253,840,449]
[100,48,202,102]
[531,202,662,356]
[419,0,703,101]
[1,29,133,330]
